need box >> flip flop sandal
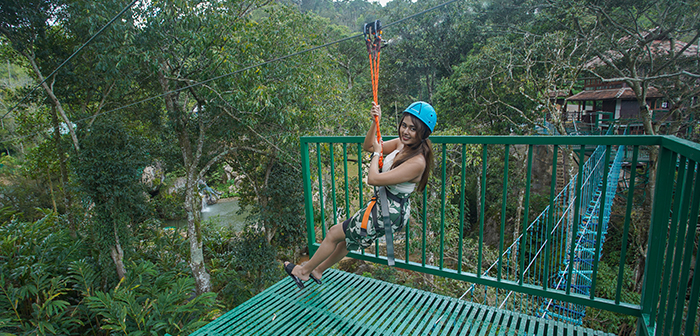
[284,262,304,289]
[309,274,322,285]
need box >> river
[164,198,247,232]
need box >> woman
[284,101,436,288]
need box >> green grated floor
[190,269,615,335]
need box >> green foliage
[152,192,187,220]
[204,225,284,309]
[262,163,306,247]
[585,262,639,334]
[84,261,219,335]
[130,219,191,274]
[0,153,57,221]
[370,264,398,283]
[73,117,150,259]
[0,212,87,335]
[0,211,222,335]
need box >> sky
[371,0,393,6]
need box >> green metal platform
[190,269,614,335]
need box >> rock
[141,161,165,193]
[168,177,187,194]
[234,174,245,188]
[223,163,237,181]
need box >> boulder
[141,161,165,193]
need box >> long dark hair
[391,112,434,191]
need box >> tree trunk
[630,83,657,291]
[110,225,127,280]
[51,106,75,237]
[185,180,211,294]
[157,66,212,294]
[22,50,80,152]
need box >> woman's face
[399,115,421,146]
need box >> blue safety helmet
[404,101,437,133]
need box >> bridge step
[190,269,615,335]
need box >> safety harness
[359,186,408,266]
[362,21,407,266]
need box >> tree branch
[202,84,301,167]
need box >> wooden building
[565,80,668,134]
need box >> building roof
[547,90,572,99]
[585,35,699,68]
[567,87,663,101]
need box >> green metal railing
[301,135,700,336]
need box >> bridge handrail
[300,135,700,336]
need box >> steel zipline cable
[1,0,462,144]
[1,0,140,121]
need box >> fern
[68,259,98,298]
[85,261,218,335]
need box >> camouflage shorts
[343,192,411,251]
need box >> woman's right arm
[363,103,380,152]
[363,122,377,152]
[363,103,399,153]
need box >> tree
[135,0,241,294]
[225,6,361,247]
[0,0,150,237]
[0,0,80,151]
[73,117,149,280]
[563,0,700,136]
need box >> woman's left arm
[367,155,425,186]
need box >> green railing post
[498,144,509,281]
[330,144,337,227]
[301,140,316,255]
[639,146,675,335]
[543,145,558,290]
[358,143,365,256]
[317,143,326,238]
[616,145,638,304]
[519,144,533,286]
[668,161,697,335]
[567,145,586,295]
[458,144,466,274]
[591,145,611,299]
[439,143,447,270]
[343,144,350,217]
[657,156,688,334]
[479,145,487,277]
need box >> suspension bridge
[456,140,628,325]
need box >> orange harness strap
[365,20,383,169]
[360,195,377,235]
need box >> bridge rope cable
[1,0,462,144]
[1,0,140,121]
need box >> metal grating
[190,269,615,335]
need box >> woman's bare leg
[286,223,345,281]
[313,240,349,277]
